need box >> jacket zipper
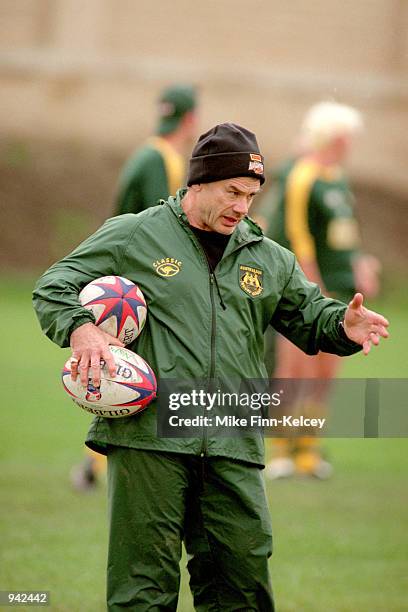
[175,215,217,458]
[173,206,261,457]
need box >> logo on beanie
[153,257,182,277]
[248,153,264,175]
[239,265,264,297]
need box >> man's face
[329,134,353,164]
[187,177,261,235]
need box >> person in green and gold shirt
[71,84,198,491]
[259,102,381,480]
[115,84,198,215]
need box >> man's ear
[190,184,202,192]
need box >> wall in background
[0,0,407,193]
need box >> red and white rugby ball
[79,276,147,345]
[62,346,157,418]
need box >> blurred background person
[70,83,198,491]
[259,101,381,480]
[115,83,198,215]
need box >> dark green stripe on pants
[107,448,274,611]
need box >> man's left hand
[343,293,389,355]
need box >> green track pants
[107,448,274,611]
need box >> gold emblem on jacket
[153,257,182,277]
[239,265,263,297]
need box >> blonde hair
[300,101,363,151]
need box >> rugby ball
[62,346,157,418]
[79,276,147,345]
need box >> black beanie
[187,123,265,186]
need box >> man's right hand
[69,322,125,388]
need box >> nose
[233,197,249,215]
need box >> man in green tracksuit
[115,84,197,215]
[33,123,389,611]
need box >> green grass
[1,278,407,611]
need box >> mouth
[222,215,241,226]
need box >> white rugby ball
[79,275,147,345]
[62,346,157,418]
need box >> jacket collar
[166,189,264,250]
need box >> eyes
[227,189,255,200]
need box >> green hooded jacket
[33,190,361,466]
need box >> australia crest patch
[239,264,264,297]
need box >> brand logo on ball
[77,402,132,418]
[153,257,182,277]
[239,265,264,297]
[86,382,102,402]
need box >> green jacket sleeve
[32,215,139,348]
[271,255,361,356]
[115,149,169,215]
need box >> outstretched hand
[70,322,124,387]
[343,293,389,355]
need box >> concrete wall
[1,0,408,192]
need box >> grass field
[1,278,407,611]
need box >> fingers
[69,324,122,388]
[70,356,80,382]
[368,323,389,339]
[89,353,103,388]
[349,292,364,309]
[372,314,389,328]
[362,332,377,355]
[370,332,380,346]
[363,329,388,356]
[79,354,91,387]
[70,348,117,388]
[373,324,389,338]
[101,347,118,378]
